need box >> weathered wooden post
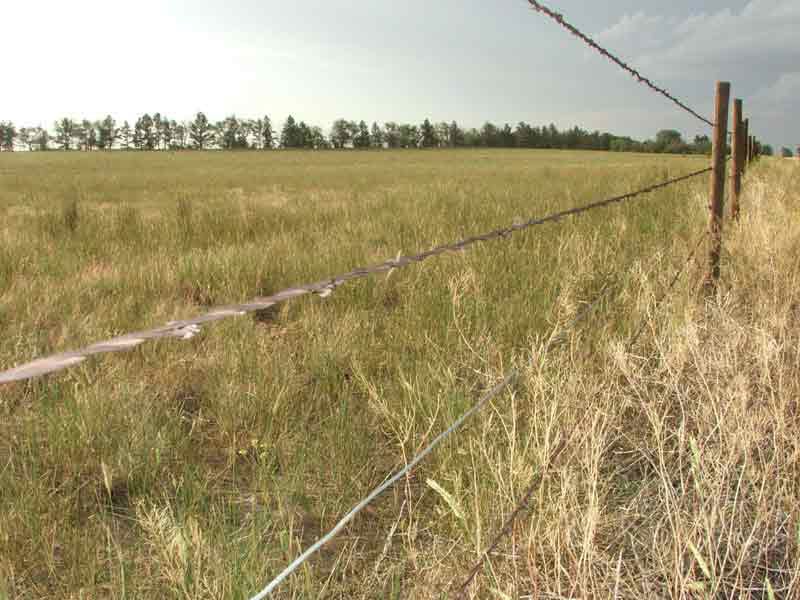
[730,99,743,220]
[704,81,731,292]
[743,119,750,173]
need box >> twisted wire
[0,167,710,385]
[527,1,714,128]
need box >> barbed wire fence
[0,1,763,598]
[452,224,709,599]
[0,168,710,385]
[243,2,758,596]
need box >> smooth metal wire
[453,228,708,598]
[249,290,608,599]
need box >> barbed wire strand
[0,167,710,385]
[526,0,714,128]
[249,288,609,599]
[452,228,708,598]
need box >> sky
[3,0,798,151]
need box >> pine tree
[119,121,132,150]
[54,118,75,150]
[280,115,301,148]
[189,112,214,149]
[262,116,274,149]
[354,120,370,148]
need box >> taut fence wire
[526,0,715,128]
[452,224,709,598]
[0,167,710,385]
[249,287,610,600]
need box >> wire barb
[0,167,710,385]
[526,0,714,128]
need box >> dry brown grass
[0,150,797,599]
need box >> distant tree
[162,119,174,149]
[691,135,711,155]
[500,123,515,147]
[352,120,370,148]
[309,126,327,149]
[73,120,91,150]
[35,127,49,151]
[419,118,436,148]
[97,115,118,150]
[279,115,301,148]
[0,122,16,151]
[119,121,132,150]
[219,115,242,149]
[175,122,189,149]
[514,122,534,148]
[480,122,499,147]
[88,125,98,151]
[370,122,384,148]
[384,122,400,148]
[448,121,464,147]
[781,147,793,158]
[133,117,145,149]
[761,144,773,156]
[330,119,352,149]
[18,127,34,151]
[189,112,214,149]
[54,118,76,150]
[434,122,449,148]
[463,128,481,147]
[139,114,155,150]
[238,119,252,148]
[654,129,684,153]
[153,113,163,149]
[398,124,418,148]
[261,115,274,149]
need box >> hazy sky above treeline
[4,0,798,150]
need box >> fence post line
[743,119,750,172]
[730,99,743,220]
[704,81,731,292]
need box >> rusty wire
[526,0,714,128]
[0,167,710,385]
[452,226,708,599]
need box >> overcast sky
[4,0,798,150]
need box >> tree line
[0,113,735,155]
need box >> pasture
[1,150,798,598]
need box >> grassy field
[0,149,798,599]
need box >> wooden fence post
[704,81,731,292]
[730,99,743,220]
[743,119,750,173]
